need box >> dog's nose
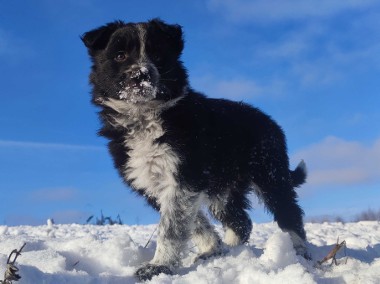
[128,66,151,82]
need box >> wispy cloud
[0,28,34,60]
[5,209,90,225]
[50,209,89,224]
[292,136,380,187]
[29,187,78,202]
[0,140,103,151]
[0,28,12,56]
[207,1,380,87]
[208,0,378,23]
[4,214,43,226]
[192,75,287,100]
[256,20,380,86]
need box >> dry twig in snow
[1,243,26,284]
[317,238,347,266]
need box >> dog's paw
[293,242,312,260]
[193,246,228,263]
[134,263,173,281]
[296,246,312,261]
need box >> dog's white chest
[124,118,180,199]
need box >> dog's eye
[114,51,127,62]
[150,53,161,62]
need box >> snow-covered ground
[1,221,379,283]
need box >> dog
[82,18,308,281]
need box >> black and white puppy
[82,19,308,281]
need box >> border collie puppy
[82,19,308,281]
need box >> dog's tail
[291,160,307,188]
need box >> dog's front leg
[135,188,200,281]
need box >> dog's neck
[102,95,183,115]
[100,95,184,133]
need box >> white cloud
[210,78,263,100]
[192,75,287,100]
[207,1,380,87]
[292,136,380,186]
[0,140,103,151]
[30,187,78,202]
[256,20,380,86]
[291,60,342,86]
[208,0,378,23]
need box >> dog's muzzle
[118,64,158,103]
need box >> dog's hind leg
[192,211,223,261]
[256,180,308,257]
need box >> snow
[118,66,155,101]
[1,221,380,283]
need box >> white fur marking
[137,24,147,61]
[193,232,220,255]
[224,227,241,246]
[102,97,184,204]
[124,116,179,202]
[191,211,221,255]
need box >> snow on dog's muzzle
[119,64,158,103]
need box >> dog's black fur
[82,19,308,281]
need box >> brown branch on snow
[317,238,347,266]
[1,243,26,284]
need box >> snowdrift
[1,222,379,283]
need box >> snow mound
[0,222,379,283]
[260,231,298,267]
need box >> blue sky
[1,0,379,226]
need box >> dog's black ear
[81,21,125,53]
[149,18,184,56]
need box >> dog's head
[82,19,188,106]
